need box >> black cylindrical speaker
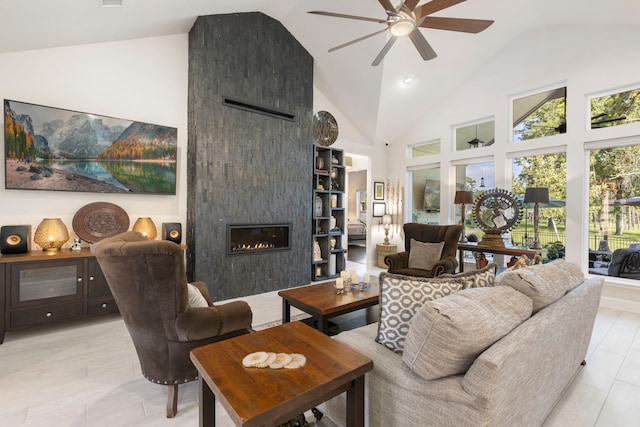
[0,225,32,254]
[161,223,182,244]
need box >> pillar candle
[335,278,344,289]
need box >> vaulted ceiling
[0,0,636,146]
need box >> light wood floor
[1,261,639,426]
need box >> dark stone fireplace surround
[187,12,313,301]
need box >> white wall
[386,23,640,309]
[0,35,188,246]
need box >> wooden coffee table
[190,321,373,427]
[278,279,380,335]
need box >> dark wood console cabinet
[0,249,118,343]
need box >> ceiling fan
[308,0,494,66]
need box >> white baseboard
[599,279,640,314]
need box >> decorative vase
[313,240,322,261]
[330,216,336,230]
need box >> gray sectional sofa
[323,260,604,427]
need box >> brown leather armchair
[91,231,252,418]
[384,223,463,278]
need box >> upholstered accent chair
[91,231,252,418]
[384,223,463,278]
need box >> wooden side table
[190,321,373,426]
[376,243,397,268]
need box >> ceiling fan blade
[419,16,494,33]
[403,0,421,11]
[372,36,397,66]
[417,0,466,16]
[408,30,437,60]
[308,11,387,24]
[378,0,396,13]
[328,28,389,52]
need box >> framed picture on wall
[374,181,384,200]
[372,202,386,217]
[4,99,177,194]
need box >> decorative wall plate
[472,188,523,247]
[312,111,339,146]
[72,202,130,243]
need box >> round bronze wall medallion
[312,111,339,146]
[73,202,130,243]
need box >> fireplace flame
[231,242,276,252]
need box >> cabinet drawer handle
[89,276,95,281]
[101,303,107,308]
[46,312,52,318]
[77,277,83,282]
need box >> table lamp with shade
[382,214,392,245]
[133,217,157,240]
[34,218,69,252]
[454,190,474,242]
[524,187,549,249]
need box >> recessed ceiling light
[403,76,414,84]
[100,0,123,7]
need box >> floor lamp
[454,190,474,242]
[524,187,549,249]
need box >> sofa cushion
[408,239,444,270]
[439,262,498,289]
[403,286,533,380]
[495,259,584,312]
[376,272,465,353]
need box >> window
[513,87,566,141]
[409,167,440,224]
[511,153,566,251]
[590,87,640,129]
[454,161,495,240]
[588,145,640,276]
[410,140,440,158]
[455,120,495,151]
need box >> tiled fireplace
[187,12,313,300]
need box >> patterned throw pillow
[439,262,498,289]
[376,272,466,353]
[407,239,445,270]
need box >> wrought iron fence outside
[509,230,639,251]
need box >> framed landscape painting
[4,99,177,194]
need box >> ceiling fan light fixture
[389,12,416,37]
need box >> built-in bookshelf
[312,145,345,280]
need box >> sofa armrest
[431,256,459,277]
[175,307,223,341]
[215,301,253,335]
[385,251,409,270]
[175,301,252,340]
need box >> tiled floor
[1,260,639,426]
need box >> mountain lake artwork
[4,99,177,194]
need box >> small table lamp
[34,218,69,252]
[454,190,474,242]
[133,217,157,240]
[382,214,392,245]
[524,187,549,249]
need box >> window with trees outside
[454,161,495,242]
[587,86,640,280]
[513,87,567,142]
[511,153,567,256]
